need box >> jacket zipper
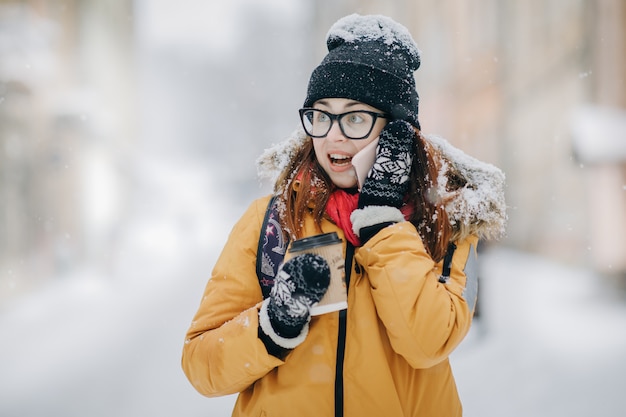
[334,242,354,417]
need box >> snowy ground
[1,157,626,417]
[453,247,626,417]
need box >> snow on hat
[303,14,422,129]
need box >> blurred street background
[0,1,625,416]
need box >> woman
[182,14,506,417]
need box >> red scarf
[293,169,363,246]
[326,190,362,246]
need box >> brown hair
[274,139,333,238]
[274,128,453,263]
[405,131,453,262]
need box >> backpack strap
[256,195,289,298]
[438,242,457,283]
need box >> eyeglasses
[299,108,389,140]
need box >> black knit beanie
[303,14,422,129]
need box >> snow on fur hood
[257,128,507,241]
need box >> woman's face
[311,98,388,189]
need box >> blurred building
[1,0,624,302]
[311,0,626,278]
[0,0,136,300]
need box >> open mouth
[329,153,352,167]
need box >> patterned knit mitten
[358,120,414,209]
[352,120,415,243]
[259,253,330,351]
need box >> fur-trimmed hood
[256,128,507,241]
[426,134,507,240]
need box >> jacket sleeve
[354,221,479,369]
[181,196,284,397]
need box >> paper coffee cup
[287,232,347,315]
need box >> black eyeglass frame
[299,108,390,140]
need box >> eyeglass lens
[301,109,377,140]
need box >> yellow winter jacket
[182,194,479,417]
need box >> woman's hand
[351,120,415,243]
[358,120,415,210]
[259,254,330,355]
